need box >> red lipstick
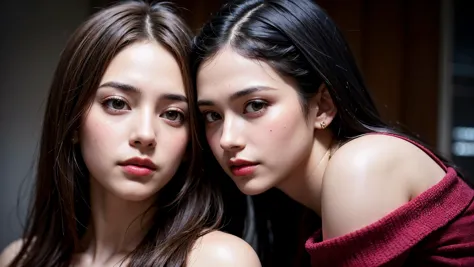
[229,159,259,177]
[119,157,157,176]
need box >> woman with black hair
[191,0,474,266]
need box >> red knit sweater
[305,137,474,266]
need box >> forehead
[196,46,289,96]
[101,41,185,94]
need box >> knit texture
[305,134,474,266]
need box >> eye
[161,110,185,123]
[203,111,222,123]
[243,100,268,114]
[102,97,130,111]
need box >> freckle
[270,129,273,132]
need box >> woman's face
[79,41,189,202]
[196,47,317,195]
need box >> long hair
[10,1,222,266]
[190,0,472,266]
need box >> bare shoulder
[0,239,23,267]
[327,134,445,192]
[187,231,261,267]
[321,134,445,240]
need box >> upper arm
[188,231,261,267]
[0,239,23,267]
[321,136,413,240]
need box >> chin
[234,177,274,196]
[123,193,154,202]
[111,183,159,202]
[114,191,155,202]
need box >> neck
[80,178,156,263]
[276,130,335,216]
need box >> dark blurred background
[1,0,473,251]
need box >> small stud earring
[320,121,326,129]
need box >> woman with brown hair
[0,1,260,267]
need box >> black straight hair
[191,0,472,265]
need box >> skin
[0,42,261,267]
[76,41,189,266]
[196,46,446,241]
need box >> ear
[309,83,337,130]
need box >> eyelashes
[102,97,130,112]
[101,97,186,125]
[201,99,269,123]
[203,111,222,123]
[159,109,186,125]
[243,99,268,115]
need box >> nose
[219,116,245,153]
[130,109,157,149]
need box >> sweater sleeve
[305,168,474,267]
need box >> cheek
[258,105,306,146]
[206,128,223,155]
[82,121,114,147]
[161,128,189,158]
[79,107,122,167]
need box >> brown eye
[103,98,130,111]
[161,110,184,122]
[244,100,268,114]
[111,99,126,109]
[204,111,222,122]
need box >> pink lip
[119,157,157,176]
[121,165,155,176]
[229,159,259,177]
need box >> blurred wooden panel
[319,0,440,146]
[316,0,364,71]
[401,0,440,146]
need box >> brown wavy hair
[9,1,222,266]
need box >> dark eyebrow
[99,81,140,93]
[230,86,275,101]
[197,99,215,107]
[160,93,187,102]
[197,86,275,107]
[99,81,187,102]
